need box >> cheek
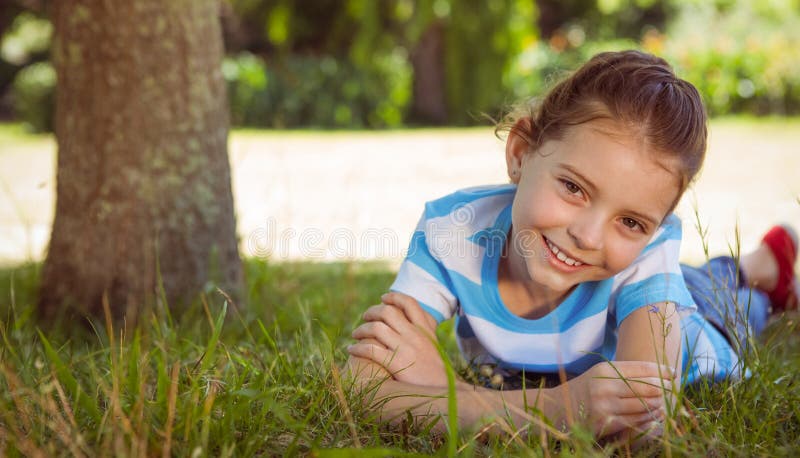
[604,238,648,273]
[512,187,570,229]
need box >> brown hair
[497,50,707,197]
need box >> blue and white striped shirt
[391,185,742,384]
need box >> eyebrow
[556,163,661,228]
[556,163,598,194]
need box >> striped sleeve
[681,311,745,384]
[389,214,458,323]
[611,215,697,326]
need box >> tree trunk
[40,0,242,321]
[535,0,566,39]
[410,21,448,125]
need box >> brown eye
[622,217,642,231]
[563,180,581,194]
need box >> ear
[505,117,534,184]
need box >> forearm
[345,297,571,436]
[615,303,683,388]
[612,303,683,444]
[345,354,567,436]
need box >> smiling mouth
[544,237,586,267]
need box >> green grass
[2,259,800,456]
[1,118,800,454]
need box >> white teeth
[546,239,583,267]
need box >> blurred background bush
[1,0,798,132]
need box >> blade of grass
[429,330,458,457]
[37,330,101,421]
[162,361,180,458]
[198,301,227,376]
[331,359,360,448]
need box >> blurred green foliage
[0,10,52,132]
[433,0,536,124]
[224,0,535,127]
[2,0,800,131]
[662,0,800,116]
[223,51,411,128]
[1,12,51,65]
[11,61,54,132]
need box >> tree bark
[534,0,566,40]
[40,0,242,321]
[409,21,448,125]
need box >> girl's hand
[347,292,446,387]
[558,361,674,438]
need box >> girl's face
[504,119,681,299]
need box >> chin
[527,265,581,295]
[529,259,610,293]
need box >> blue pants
[681,257,770,355]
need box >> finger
[597,410,665,438]
[364,304,434,345]
[612,396,665,415]
[382,292,437,331]
[615,377,674,398]
[362,304,415,335]
[592,369,674,397]
[351,321,402,351]
[355,337,386,348]
[347,342,396,367]
[348,342,414,376]
[613,418,665,444]
[606,361,676,379]
[345,348,392,380]
[361,303,390,322]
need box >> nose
[567,211,605,251]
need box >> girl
[345,50,799,439]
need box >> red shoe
[762,225,799,311]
